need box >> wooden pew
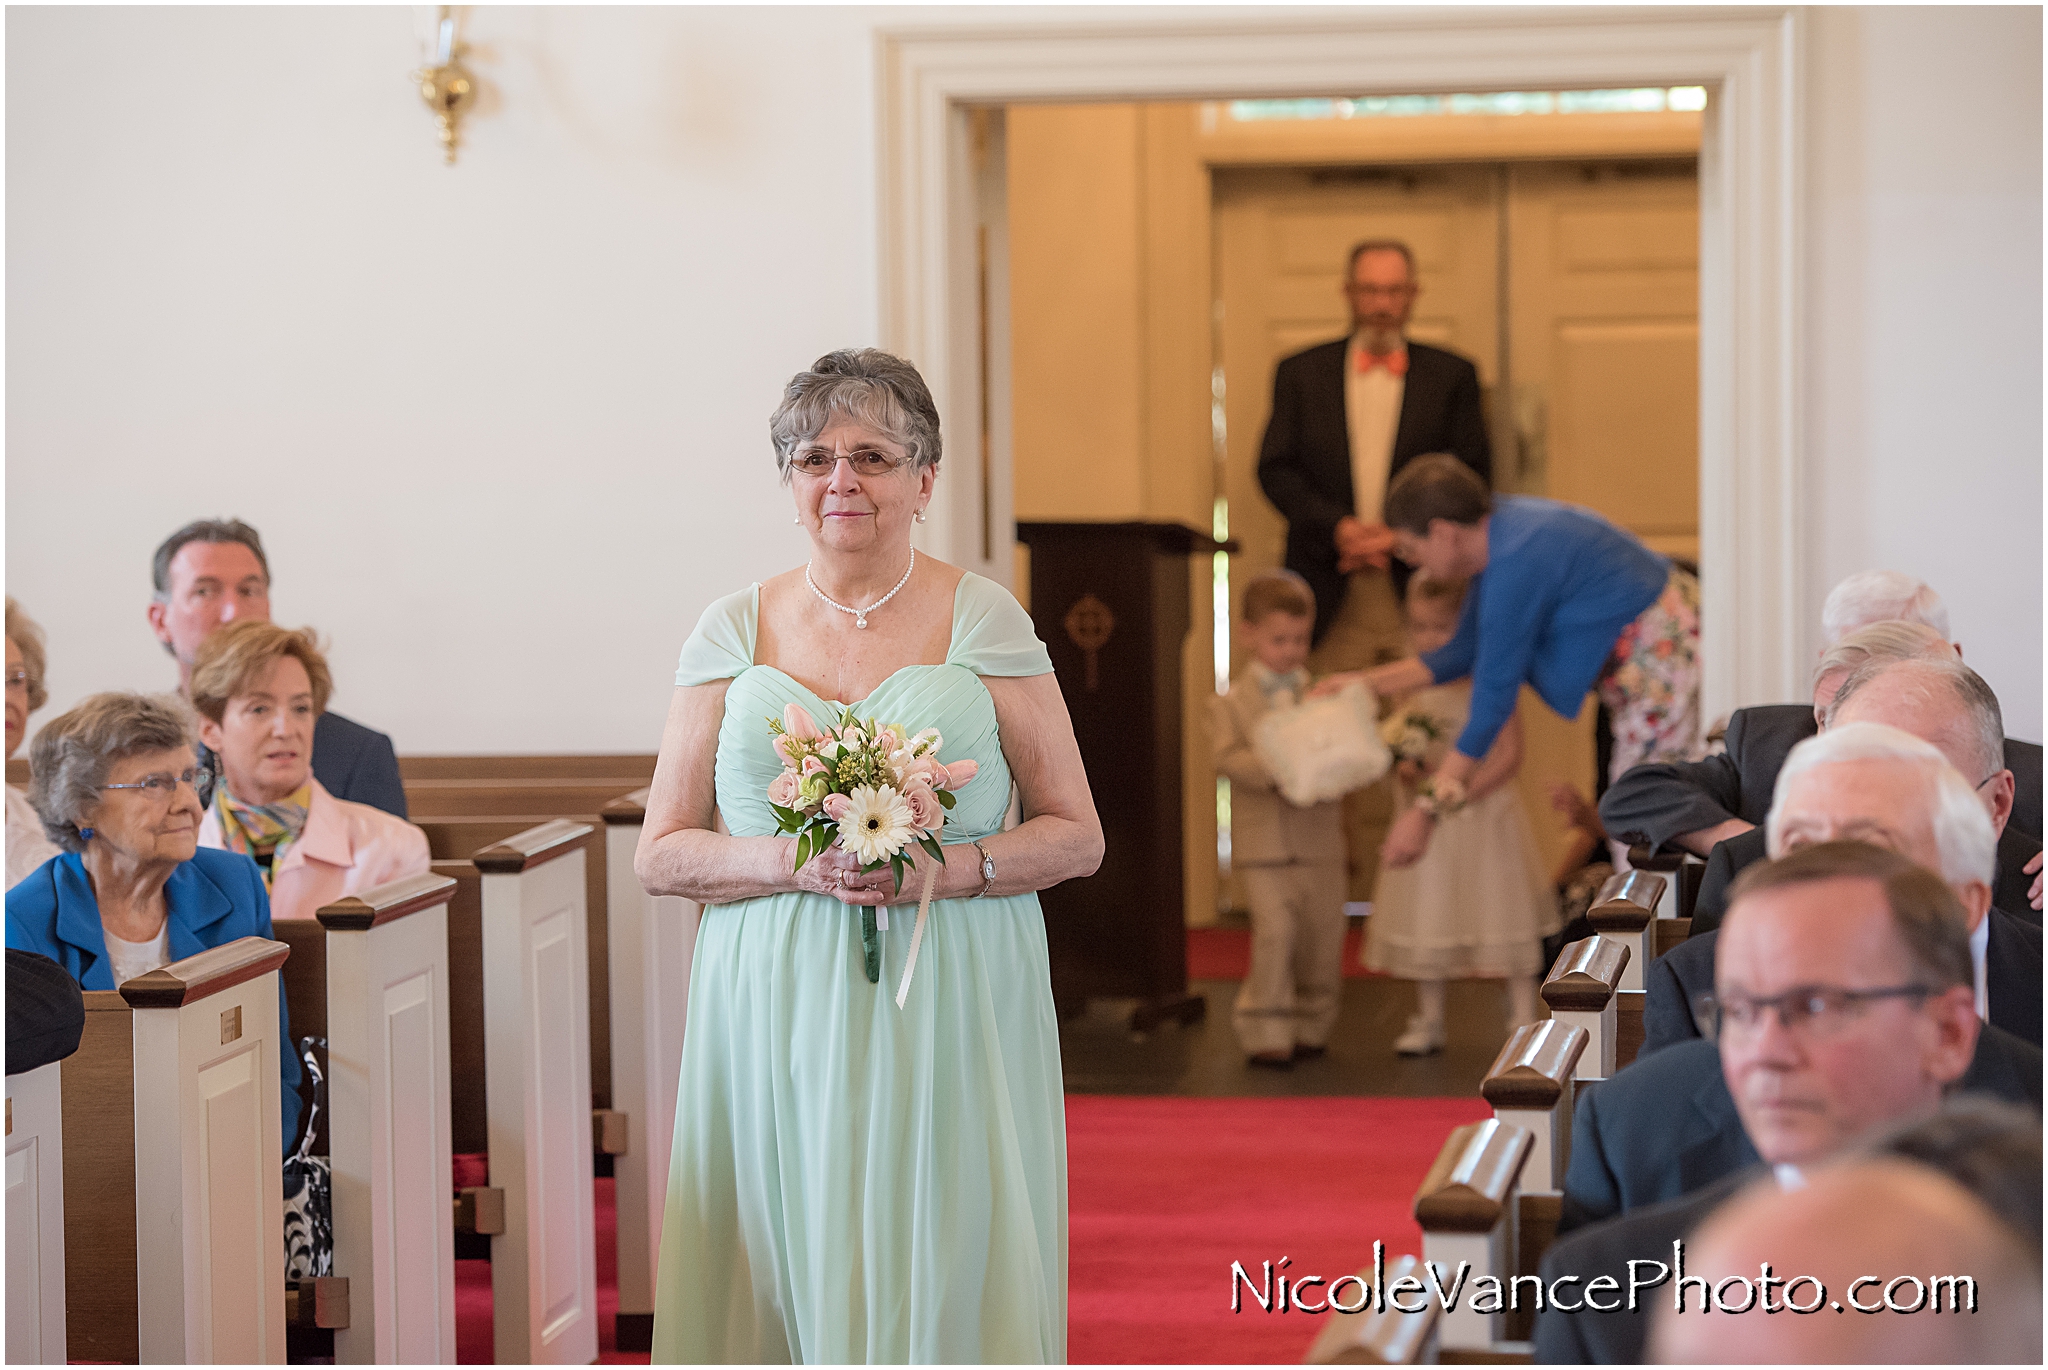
[405,780,649,818]
[1304,1252,1443,1364]
[1587,871,1664,1070]
[473,820,602,1366]
[1538,938,1629,1080]
[417,816,616,1117]
[599,787,701,1353]
[275,873,463,1363]
[398,755,656,783]
[7,1059,67,1363]
[1412,1118,1535,1356]
[62,938,291,1363]
[1479,1021,1588,1345]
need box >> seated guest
[1686,653,2041,927]
[4,692,302,1150]
[1535,842,2035,1363]
[148,519,408,817]
[189,622,427,921]
[1601,614,2042,871]
[1864,1095,2042,1251]
[6,599,59,888]
[1650,1160,2041,1365]
[1645,722,2041,1053]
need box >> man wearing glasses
[1254,240,1491,897]
[1531,840,2038,1364]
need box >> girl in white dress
[1364,574,1558,1055]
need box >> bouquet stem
[861,908,880,983]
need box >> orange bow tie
[1355,349,1409,376]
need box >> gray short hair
[768,349,942,480]
[1821,569,1949,644]
[1827,655,2005,787]
[1766,722,1997,888]
[27,692,195,852]
[1811,619,1952,697]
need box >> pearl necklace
[806,548,915,630]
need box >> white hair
[1826,654,2005,786]
[1821,570,1950,645]
[1766,722,1997,888]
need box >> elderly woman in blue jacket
[5,691,302,1150]
[1319,455,1702,871]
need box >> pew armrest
[472,819,596,872]
[1413,1119,1534,1233]
[1539,937,1630,1012]
[1480,1021,1589,1110]
[1304,1253,1440,1364]
[316,872,459,929]
[600,789,650,824]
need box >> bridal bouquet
[765,703,978,1002]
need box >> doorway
[1211,153,1700,892]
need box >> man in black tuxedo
[148,519,408,818]
[1536,842,2038,1363]
[1255,240,1489,894]
[1643,716,2042,1056]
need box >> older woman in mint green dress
[637,349,1103,1363]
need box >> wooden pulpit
[1015,521,1224,1031]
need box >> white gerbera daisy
[837,784,916,864]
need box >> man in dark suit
[1537,842,2036,1363]
[1645,715,2042,1054]
[1255,240,1489,895]
[148,519,407,817]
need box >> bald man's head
[1651,1159,2041,1364]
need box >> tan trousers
[1233,862,1349,1056]
[1308,568,1409,901]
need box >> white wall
[1805,6,2043,740]
[9,6,2041,751]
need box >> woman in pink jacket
[189,621,428,921]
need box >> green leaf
[889,853,908,894]
[794,826,821,871]
[937,789,956,810]
[918,833,946,865]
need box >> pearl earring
[915,509,927,524]
[794,514,801,525]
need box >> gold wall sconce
[415,6,476,164]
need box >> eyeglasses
[101,767,204,801]
[3,669,27,690]
[1694,983,1936,1041]
[788,448,911,477]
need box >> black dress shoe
[1246,1051,1295,1070]
[1291,1044,1327,1062]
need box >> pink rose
[875,727,903,754]
[802,756,827,776]
[938,758,978,790]
[821,792,853,822]
[782,704,823,740]
[896,755,943,788]
[767,770,802,809]
[901,780,943,832]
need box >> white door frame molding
[879,6,1803,720]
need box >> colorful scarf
[213,784,313,890]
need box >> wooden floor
[1059,925,1514,1099]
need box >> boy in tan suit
[1211,570,1349,1068]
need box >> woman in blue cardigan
[6,691,302,1150]
[1321,455,1701,871]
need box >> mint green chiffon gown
[651,573,1068,1364]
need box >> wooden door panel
[1550,320,1700,535]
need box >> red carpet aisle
[1186,925,1380,982]
[1065,1095,1492,1364]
